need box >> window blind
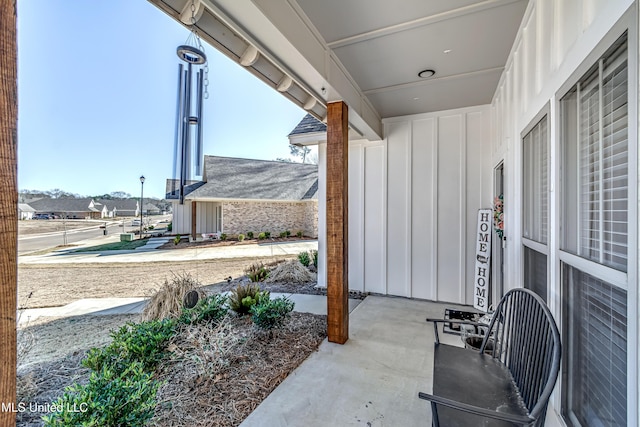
[523,116,548,244]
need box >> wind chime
[172,0,208,204]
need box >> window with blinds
[559,34,629,427]
[523,116,548,244]
[561,38,628,272]
[563,264,627,427]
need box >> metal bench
[419,288,561,426]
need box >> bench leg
[431,402,440,427]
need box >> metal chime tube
[184,63,193,182]
[173,63,184,198]
[195,68,204,176]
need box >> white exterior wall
[490,1,638,425]
[171,201,220,235]
[317,105,491,305]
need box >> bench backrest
[480,288,561,423]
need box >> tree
[0,1,18,424]
[290,144,311,163]
[110,191,132,199]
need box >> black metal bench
[419,288,561,426]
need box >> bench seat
[430,343,528,426]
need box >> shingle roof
[29,198,97,213]
[18,203,36,213]
[173,156,318,201]
[288,114,327,136]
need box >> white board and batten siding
[317,104,492,306]
[171,201,220,235]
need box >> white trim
[522,237,548,256]
[558,250,628,291]
[185,197,317,204]
[382,139,389,295]
[406,122,413,298]
[459,114,467,302]
[431,118,439,302]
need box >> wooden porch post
[326,101,349,344]
[191,201,197,240]
[0,0,18,423]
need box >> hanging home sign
[474,209,492,312]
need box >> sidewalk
[18,293,361,326]
[19,238,319,265]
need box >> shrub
[42,362,159,427]
[245,262,269,282]
[238,234,245,242]
[279,231,287,238]
[298,251,311,267]
[264,231,271,238]
[180,293,228,325]
[310,250,318,268]
[229,283,270,315]
[220,233,227,241]
[173,234,181,245]
[257,232,266,240]
[285,230,291,237]
[296,231,303,238]
[250,296,295,330]
[83,318,176,374]
[167,222,173,232]
[247,231,254,239]
[148,225,155,230]
[142,272,204,321]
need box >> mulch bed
[16,312,327,427]
[159,236,313,250]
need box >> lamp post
[139,175,145,238]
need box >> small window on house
[522,114,548,301]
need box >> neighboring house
[17,203,35,220]
[97,199,139,218]
[29,198,104,219]
[167,156,318,238]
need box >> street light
[140,175,145,238]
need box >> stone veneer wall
[222,201,318,237]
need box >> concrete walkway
[240,296,468,427]
[18,293,361,326]
[18,239,318,265]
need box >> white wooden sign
[473,209,492,312]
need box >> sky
[17,0,310,199]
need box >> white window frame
[554,12,637,426]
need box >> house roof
[29,198,98,213]
[18,203,36,213]
[169,155,318,201]
[289,114,327,136]
[97,199,138,211]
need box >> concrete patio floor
[241,295,468,427]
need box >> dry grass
[265,259,317,283]
[142,273,206,322]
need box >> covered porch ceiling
[148,0,528,140]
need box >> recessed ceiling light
[443,49,452,54]
[418,69,435,78]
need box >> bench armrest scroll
[418,392,534,426]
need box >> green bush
[180,293,228,325]
[167,222,173,232]
[257,232,266,240]
[173,234,181,245]
[83,318,175,374]
[244,262,269,282]
[250,296,295,330]
[298,251,311,267]
[238,234,245,242]
[42,362,159,427]
[220,233,228,241]
[296,231,303,238]
[279,231,287,238]
[148,225,155,230]
[310,250,318,268]
[247,231,254,239]
[285,230,291,237]
[264,231,271,238]
[229,283,270,315]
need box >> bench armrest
[426,318,486,344]
[418,392,534,426]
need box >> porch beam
[0,0,18,423]
[326,101,349,344]
[191,201,197,240]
